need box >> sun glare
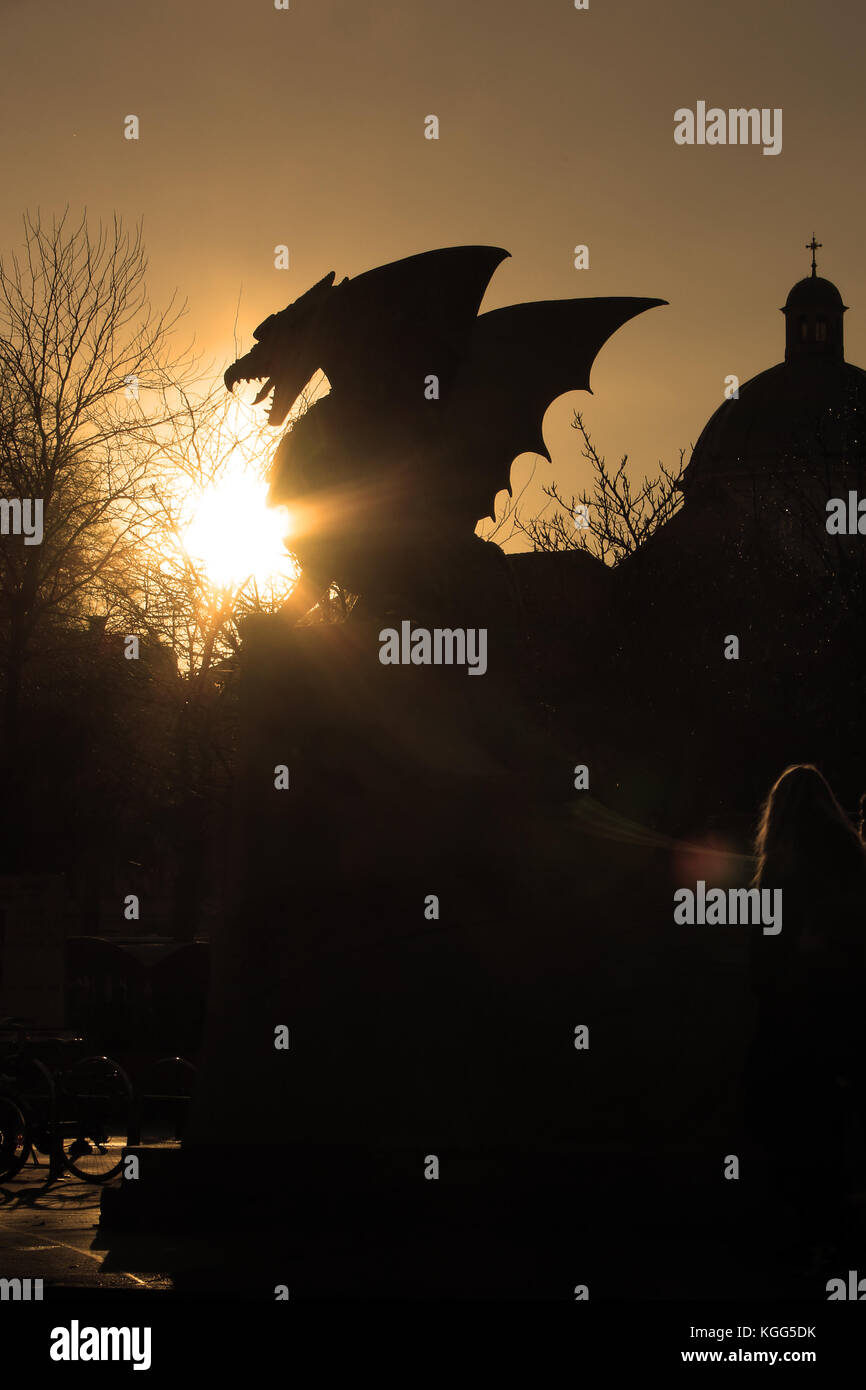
[183,467,296,592]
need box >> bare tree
[96,379,326,940]
[495,412,687,564]
[0,208,195,738]
[102,370,339,689]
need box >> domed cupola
[782,237,847,364]
[677,239,866,501]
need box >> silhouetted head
[753,763,864,886]
[224,270,336,427]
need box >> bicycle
[0,1028,137,1185]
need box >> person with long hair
[745,764,866,1256]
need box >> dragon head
[224,270,337,427]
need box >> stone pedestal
[183,616,540,1174]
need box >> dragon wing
[450,297,667,520]
[321,245,511,399]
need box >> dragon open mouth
[224,270,338,427]
[224,362,301,427]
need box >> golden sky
[2,0,864,538]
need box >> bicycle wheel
[59,1056,135,1183]
[0,1096,30,1182]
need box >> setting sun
[182,467,296,592]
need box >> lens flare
[183,467,295,591]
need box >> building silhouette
[510,243,866,834]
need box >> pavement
[4,1138,864,1301]
[0,1148,172,1294]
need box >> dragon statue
[225,245,665,624]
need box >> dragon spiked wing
[447,296,668,521]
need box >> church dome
[784,275,845,312]
[681,245,865,497]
